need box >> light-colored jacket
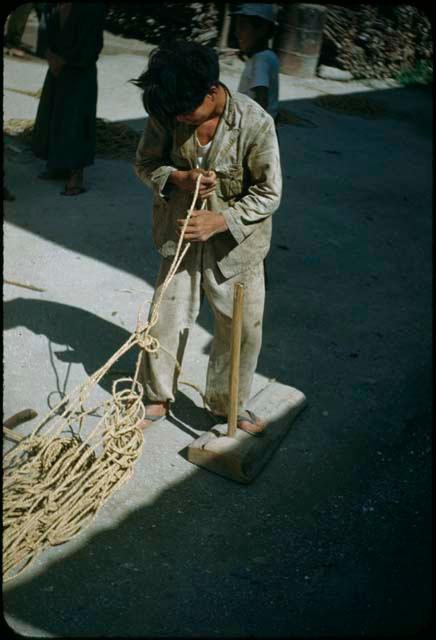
[134,84,282,279]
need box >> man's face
[175,88,217,125]
[236,15,269,54]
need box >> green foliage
[396,60,433,86]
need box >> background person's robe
[32,3,106,171]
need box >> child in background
[234,3,279,122]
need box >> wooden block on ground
[186,381,307,483]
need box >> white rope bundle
[3,175,205,582]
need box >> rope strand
[3,175,206,582]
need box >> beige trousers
[138,242,265,415]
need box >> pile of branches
[321,4,433,79]
[104,2,219,46]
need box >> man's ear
[208,84,219,100]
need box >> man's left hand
[47,49,65,77]
[177,210,228,242]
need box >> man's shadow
[4,297,209,430]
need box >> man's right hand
[47,48,65,77]
[169,169,216,199]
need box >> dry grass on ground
[3,118,141,161]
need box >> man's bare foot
[61,169,86,196]
[237,411,267,437]
[6,47,27,58]
[136,401,169,430]
[208,409,267,436]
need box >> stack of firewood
[104,2,219,46]
[321,4,432,79]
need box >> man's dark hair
[131,40,220,122]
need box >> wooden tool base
[186,381,307,484]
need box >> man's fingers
[200,185,216,195]
[199,182,216,192]
[199,183,216,190]
[177,215,202,241]
[200,175,216,186]
[190,210,214,219]
[182,231,203,242]
[177,217,196,226]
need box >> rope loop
[136,329,160,354]
[2,173,207,583]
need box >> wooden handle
[3,427,24,443]
[228,283,244,438]
[3,409,38,442]
[3,409,37,431]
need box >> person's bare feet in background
[61,168,86,196]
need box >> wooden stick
[3,409,38,430]
[4,279,46,292]
[3,409,38,442]
[218,3,231,50]
[227,283,244,439]
[3,427,24,443]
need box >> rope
[3,174,207,582]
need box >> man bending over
[132,40,282,436]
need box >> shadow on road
[3,359,432,636]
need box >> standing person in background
[4,3,34,56]
[34,3,55,58]
[233,3,279,123]
[32,3,106,196]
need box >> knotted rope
[3,174,206,582]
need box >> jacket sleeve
[134,115,178,199]
[220,115,282,244]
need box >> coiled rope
[3,174,206,582]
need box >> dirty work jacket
[134,85,282,279]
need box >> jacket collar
[221,83,237,129]
[177,83,240,170]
